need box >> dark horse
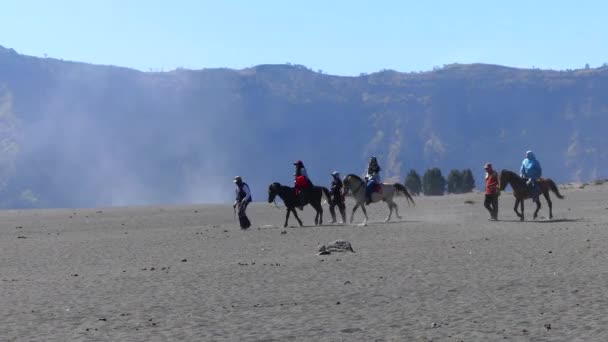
[499,169,564,221]
[268,182,331,228]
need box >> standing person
[365,156,382,205]
[293,160,313,210]
[484,163,499,221]
[233,176,252,229]
[520,150,542,201]
[328,171,346,223]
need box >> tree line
[403,168,475,196]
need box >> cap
[331,171,340,176]
[484,163,492,169]
[233,176,242,183]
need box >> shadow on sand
[497,218,585,223]
[370,220,422,225]
[258,220,421,230]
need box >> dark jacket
[235,182,252,202]
[367,162,381,175]
[331,178,344,202]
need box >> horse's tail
[321,187,332,203]
[394,183,415,206]
[546,179,565,199]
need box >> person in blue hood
[520,150,542,199]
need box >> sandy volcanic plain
[2,182,608,341]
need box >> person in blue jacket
[520,150,542,199]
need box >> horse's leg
[292,209,303,227]
[534,197,541,220]
[319,205,323,225]
[384,200,393,222]
[513,198,523,221]
[314,204,323,225]
[520,199,525,221]
[544,191,553,219]
[350,203,359,224]
[319,201,323,225]
[513,199,519,218]
[360,204,368,226]
[393,199,401,220]
[284,208,291,228]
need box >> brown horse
[499,169,564,221]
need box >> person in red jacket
[293,160,313,210]
[484,163,499,221]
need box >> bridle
[346,176,365,195]
[268,184,283,209]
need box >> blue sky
[1,0,606,75]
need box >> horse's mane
[269,182,290,189]
[500,169,527,185]
[345,174,363,182]
[500,169,523,181]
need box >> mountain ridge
[0,44,606,208]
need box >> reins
[269,184,293,210]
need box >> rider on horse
[520,150,542,200]
[294,160,313,210]
[365,156,382,205]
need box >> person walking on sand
[328,171,346,223]
[233,176,252,229]
[484,163,499,221]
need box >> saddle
[372,184,382,194]
[527,181,541,198]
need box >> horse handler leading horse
[233,176,252,229]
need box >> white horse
[342,174,415,225]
